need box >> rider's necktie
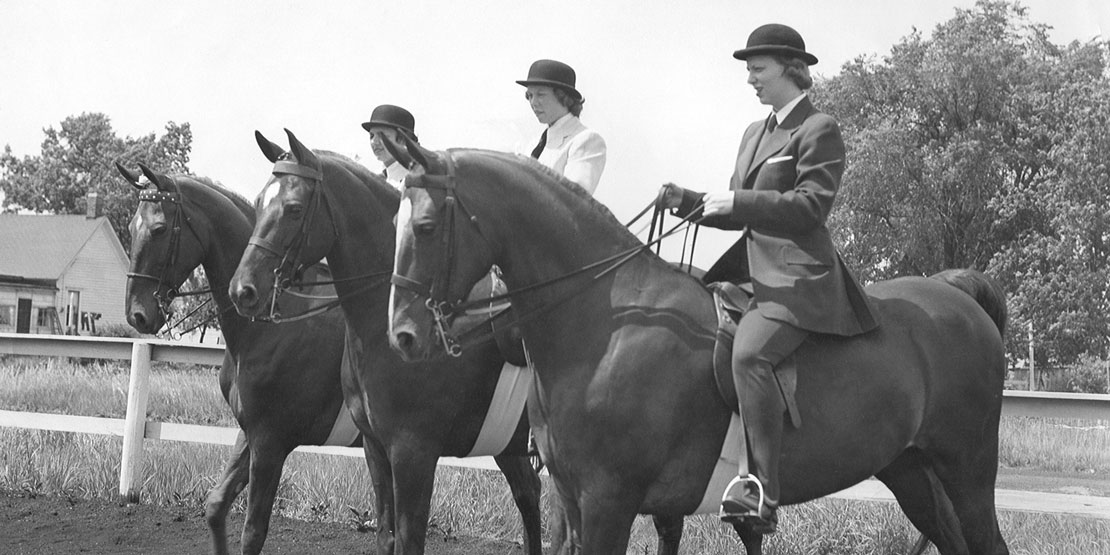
[530,130,548,159]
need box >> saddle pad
[466,357,534,457]
[693,413,745,514]
[325,336,361,447]
[322,402,361,446]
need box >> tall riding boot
[720,358,784,533]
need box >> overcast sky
[2,0,1106,266]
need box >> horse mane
[461,149,696,281]
[172,174,255,218]
[314,149,401,204]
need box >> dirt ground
[0,490,524,555]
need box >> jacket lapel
[741,97,817,187]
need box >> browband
[137,189,179,203]
[273,160,323,181]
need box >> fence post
[119,341,152,504]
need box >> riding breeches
[732,308,809,508]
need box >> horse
[118,163,359,555]
[226,130,546,555]
[385,142,1011,555]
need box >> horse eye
[150,224,167,237]
[284,203,304,218]
[413,220,436,236]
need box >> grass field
[2,355,1109,554]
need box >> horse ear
[255,130,286,163]
[115,161,144,189]
[137,162,173,192]
[380,134,415,170]
[283,128,320,171]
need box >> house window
[0,305,13,327]
[37,308,50,327]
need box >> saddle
[708,282,802,429]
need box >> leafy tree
[0,112,192,252]
[816,0,1110,364]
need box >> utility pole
[1028,321,1035,391]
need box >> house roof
[0,214,122,281]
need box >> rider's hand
[657,183,683,210]
[702,191,734,217]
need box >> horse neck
[184,186,255,350]
[319,172,397,338]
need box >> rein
[393,151,710,357]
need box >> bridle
[391,151,710,358]
[247,156,392,323]
[127,183,213,323]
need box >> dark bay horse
[227,131,543,555]
[118,163,358,555]
[386,145,1010,555]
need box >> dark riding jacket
[675,97,878,337]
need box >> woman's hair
[773,55,813,90]
[553,87,585,117]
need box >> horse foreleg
[390,450,440,554]
[361,436,395,555]
[651,514,683,555]
[876,449,969,555]
[492,454,543,555]
[240,442,293,555]
[731,522,764,555]
[205,431,250,555]
[576,491,639,555]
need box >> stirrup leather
[719,474,766,518]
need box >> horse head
[229,129,337,319]
[388,140,498,361]
[121,162,202,333]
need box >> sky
[2,0,1107,267]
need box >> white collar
[773,93,807,125]
[546,112,579,138]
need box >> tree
[816,0,1110,364]
[0,112,192,252]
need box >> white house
[0,194,129,335]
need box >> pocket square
[767,155,794,164]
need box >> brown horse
[119,163,358,555]
[227,131,544,555]
[386,144,1010,555]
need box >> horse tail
[929,269,1008,338]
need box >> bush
[93,323,140,339]
[1062,355,1109,394]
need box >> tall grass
[2,355,1108,553]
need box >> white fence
[2,332,1109,519]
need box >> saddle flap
[708,282,802,429]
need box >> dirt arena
[0,490,522,555]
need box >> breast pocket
[755,156,797,191]
[781,245,831,268]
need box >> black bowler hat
[516,59,582,101]
[732,24,818,66]
[360,104,417,139]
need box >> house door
[16,298,32,334]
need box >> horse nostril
[236,284,257,307]
[395,332,415,354]
[130,312,146,330]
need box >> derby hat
[516,59,582,101]
[361,104,417,139]
[732,24,818,66]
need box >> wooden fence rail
[2,333,1109,519]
